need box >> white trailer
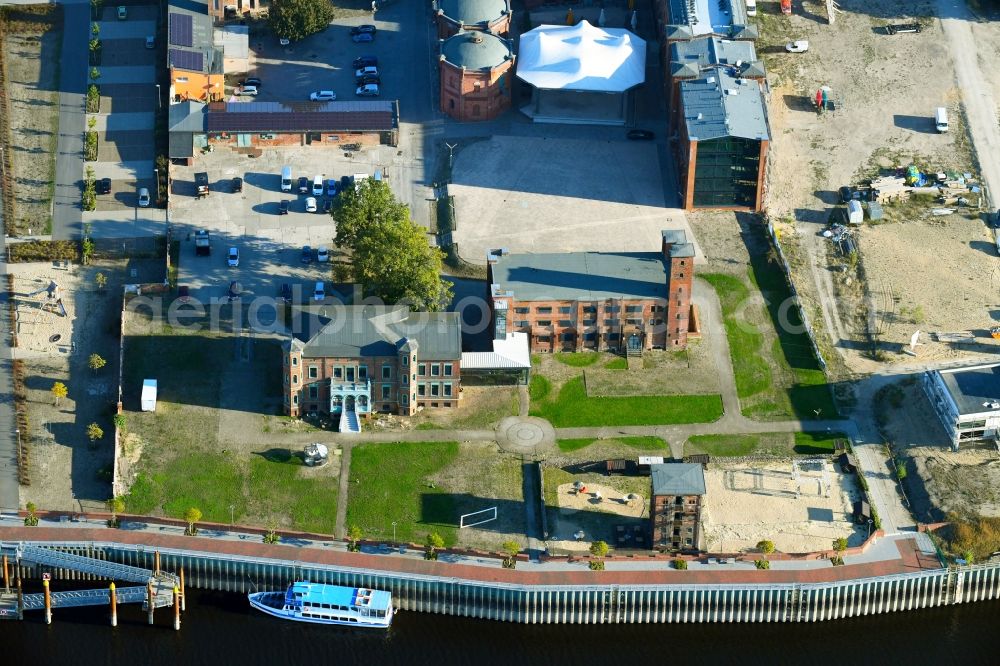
[141,379,157,412]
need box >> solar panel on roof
[169,13,193,48]
[170,49,204,72]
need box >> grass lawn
[686,431,847,457]
[530,376,722,427]
[557,436,667,452]
[346,441,460,546]
[703,262,837,421]
[554,352,600,367]
[604,357,627,370]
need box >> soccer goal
[460,507,498,529]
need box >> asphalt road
[51,0,88,240]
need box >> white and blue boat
[248,581,394,628]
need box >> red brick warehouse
[439,31,515,122]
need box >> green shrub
[8,240,81,263]
[754,558,770,570]
[85,131,98,161]
[672,558,688,570]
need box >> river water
[1,586,999,665]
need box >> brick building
[487,230,696,353]
[168,0,225,103]
[205,100,400,150]
[435,0,512,39]
[649,463,706,552]
[439,31,515,122]
[283,305,463,421]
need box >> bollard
[147,581,154,625]
[16,577,23,621]
[179,567,186,611]
[43,579,51,625]
[154,551,161,575]
[109,582,118,627]
[173,587,181,631]
[2,554,8,593]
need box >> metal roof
[938,363,1000,416]
[680,66,770,142]
[670,37,759,78]
[293,305,462,360]
[440,30,514,71]
[490,251,669,302]
[167,1,220,74]
[461,332,531,370]
[438,0,510,25]
[666,0,748,36]
[206,100,397,133]
[288,582,391,611]
[215,25,249,61]
[651,463,706,496]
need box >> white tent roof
[516,20,646,93]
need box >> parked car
[886,23,921,35]
[352,32,374,44]
[323,199,333,214]
[278,199,289,215]
[117,6,127,20]
[317,246,330,262]
[312,175,324,196]
[839,186,861,203]
[227,247,239,267]
[626,129,655,141]
[97,177,112,194]
[350,25,377,36]
[301,246,312,264]
[279,37,290,46]
[137,187,150,207]
[240,85,259,96]
[785,40,809,53]
[355,65,379,80]
[326,179,338,197]
[305,197,318,212]
[243,77,261,88]
[340,175,352,191]
[352,55,378,69]
[298,176,310,194]
[356,74,381,87]
[145,36,155,49]
[280,283,292,303]
[313,281,326,301]
[228,281,241,302]
[232,177,243,193]
[356,83,380,97]
[310,90,337,101]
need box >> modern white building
[922,363,1000,449]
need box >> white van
[935,107,949,133]
[280,166,292,192]
[312,174,324,196]
[746,0,757,16]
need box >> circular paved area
[495,416,557,455]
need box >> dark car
[280,283,292,303]
[228,281,241,301]
[352,55,378,69]
[298,176,310,194]
[885,23,921,35]
[350,25,377,36]
[232,176,243,193]
[323,199,333,214]
[626,129,655,141]
[839,186,861,203]
[993,208,1000,229]
[301,245,312,264]
[242,77,261,88]
[278,199,289,215]
[340,175,351,191]
[351,32,374,43]
[356,73,381,86]
[97,177,112,194]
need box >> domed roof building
[439,30,515,121]
[435,0,511,39]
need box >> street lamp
[154,167,159,202]
[867,518,873,540]
[391,521,397,544]
[155,84,161,109]
[229,504,235,526]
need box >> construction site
[701,459,864,554]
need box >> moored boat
[248,581,394,628]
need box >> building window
[308,366,318,379]
[292,395,298,405]
[176,76,189,83]
[402,374,408,386]
[604,319,619,327]
[626,318,642,326]
[443,363,453,377]
[558,320,573,327]
[443,382,452,397]
[537,320,551,327]
[583,332,596,341]
[449,99,455,109]
[537,335,551,342]
[605,305,619,313]
[291,357,298,366]
[536,307,552,314]
[359,365,368,380]
[402,355,408,367]
[515,307,529,314]
[382,365,392,380]
[431,364,440,377]
[402,394,408,406]
[418,363,426,376]
[559,306,572,314]
[606,333,619,341]
[678,273,684,279]
[473,105,480,116]
[516,320,529,327]
[582,305,597,314]
[418,383,426,396]
[474,82,481,91]
[560,332,574,341]
[626,305,643,313]
[334,367,343,380]
[431,383,440,397]
[308,386,318,399]
[292,375,298,384]
[381,384,391,399]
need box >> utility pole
[445,142,457,171]
[826,0,838,24]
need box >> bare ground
[5,30,60,235]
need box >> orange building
[168,0,225,103]
[439,31,514,122]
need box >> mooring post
[179,567,186,611]
[43,579,51,625]
[16,577,23,621]
[2,554,9,592]
[109,582,117,627]
[173,587,181,631]
[154,551,161,575]
[147,581,154,625]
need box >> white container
[141,379,157,412]
[746,0,757,16]
[935,107,949,133]
[846,200,863,225]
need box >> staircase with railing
[339,409,361,434]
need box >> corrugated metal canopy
[206,101,396,133]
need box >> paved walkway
[51,0,89,240]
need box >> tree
[589,540,609,569]
[24,501,39,527]
[106,495,124,527]
[51,381,68,406]
[87,422,104,444]
[672,558,688,570]
[268,0,334,43]
[424,532,444,560]
[95,272,108,291]
[264,521,280,544]
[88,353,106,372]
[756,539,775,555]
[833,537,848,554]
[347,524,363,552]
[754,558,771,570]
[500,540,521,569]
[333,179,453,311]
[184,507,202,535]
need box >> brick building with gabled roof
[650,462,706,552]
